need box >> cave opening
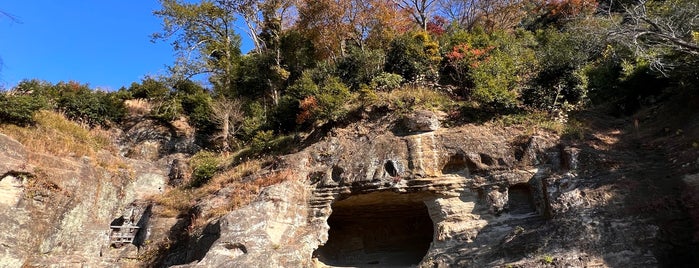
[384,160,398,177]
[442,154,466,174]
[314,191,434,267]
[507,183,536,214]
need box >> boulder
[404,110,440,132]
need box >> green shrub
[287,71,320,99]
[240,101,269,141]
[14,79,50,93]
[8,80,126,127]
[233,52,289,101]
[522,28,602,109]
[152,96,184,122]
[467,30,538,110]
[53,82,126,126]
[251,130,275,153]
[370,72,404,91]
[470,50,522,109]
[385,31,440,83]
[270,96,299,133]
[14,79,57,104]
[542,255,554,264]
[189,150,221,187]
[0,93,47,126]
[286,72,352,126]
[315,77,351,123]
[128,77,169,99]
[336,48,386,90]
[441,27,495,87]
[358,84,379,106]
[148,79,217,127]
[181,91,214,131]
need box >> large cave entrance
[314,191,434,267]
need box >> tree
[215,0,295,53]
[610,0,699,74]
[385,31,441,83]
[297,0,410,61]
[0,10,20,23]
[475,0,528,32]
[393,0,438,30]
[296,0,354,61]
[152,0,242,93]
[216,0,295,105]
[210,97,244,151]
[439,0,481,30]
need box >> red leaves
[541,0,598,18]
[427,16,447,36]
[447,43,494,68]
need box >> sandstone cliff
[174,110,698,267]
[1,106,697,267]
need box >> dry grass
[0,111,127,173]
[151,156,297,221]
[124,99,152,116]
[375,85,454,111]
[151,188,196,217]
[495,111,566,135]
[0,111,117,157]
[201,158,268,194]
[204,168,296,219]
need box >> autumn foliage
[296,96,318,124]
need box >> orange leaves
[539,0,598,18]
[297,0,413,61]
[296,95,318,124]
[447,43,494,68]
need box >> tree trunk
[221,113,230,151]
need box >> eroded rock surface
[181,113,696,268]
[3,108,696,267]
[0,134,169,267]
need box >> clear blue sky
[0,1,252,90]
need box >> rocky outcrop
[0,133,169,267]
[3,107,696,267]
[119,117,199,161]
[403,110,441,132]
[186,179,313,267]
[182,112,693,268]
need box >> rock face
[185,179,313,267]
[0,133,168,267]
[182,114,696,268]
[2,109,696,267]
[403,110,441,132]
[119,117,199,161]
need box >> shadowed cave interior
[314,192,434,267]
[507,183,536,215]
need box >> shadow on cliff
[568,91,699,267]
[151,210,222,267]
[432,96,699,267]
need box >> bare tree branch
[210,97,244,151]
[0,10,22,24]
[609,0,699,73]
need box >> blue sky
[0,1,252,90]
